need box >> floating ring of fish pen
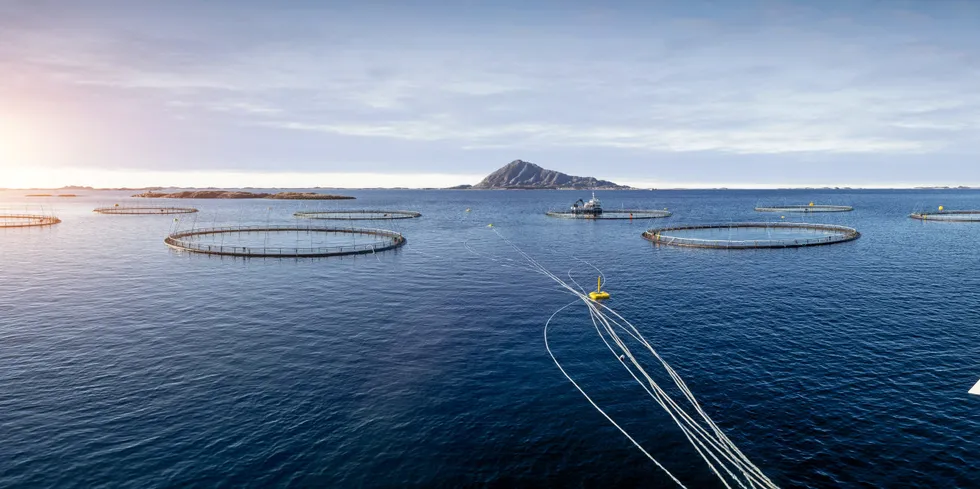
[545,209,672,220]
[294,210,422,220]
[642,222,860,249]
[909,210,980,222]
[0,214,62,228]
[164,225,406,258]
[755,204,853,213]
[93,206,199,215]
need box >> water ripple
[1,189,978,487]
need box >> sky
[1,0,978,188]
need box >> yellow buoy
[939,205,944,211]
[487,223,493,228]
[589,275,610,301]
[781,216,785,219]
[809,202,815,206]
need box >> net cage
[94,205,199,215]
[545,209,673,220]
[294,210,422,220]
[164,225,407,258]
[909,210,980,222]
[0,214,62,228]
[755,204,853,213]
[642,222,860,249]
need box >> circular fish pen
[909,210,980,222]
[546,209,672,220]
[164,225,406,258]
[94,206,199,215]
[294,210,421,220]
[0,214,62,228]
[643,222,860,249]
[755,204,853,213]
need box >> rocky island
[132,190,355,200]
[455,160,631,190]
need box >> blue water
[2,189,979,488]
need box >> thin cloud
[263,119,937,154]
[0,0,977,185]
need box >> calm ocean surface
[1,189,979,488]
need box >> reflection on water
[1,188,979,488]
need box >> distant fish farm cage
[294,210,422,220]
[755,204,853,213]
[164,225,406,258]
[909,210,980,222]
[94,205,198,215]
[643,222,860,249]
[0,214,61,228]
[546,209,672,220]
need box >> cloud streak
[1,0,978,186]
[264,119,935,154]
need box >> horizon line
[4,168,980,191]
[4,185,979,191]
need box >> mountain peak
[505,159,538,168]
[471,160,628,190]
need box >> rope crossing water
[486,229,779,489]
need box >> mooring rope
[478,228,778,488]
[545,300,689,488]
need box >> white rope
[475,228,778,489]
[545,301,688,488]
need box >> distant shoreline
[133,190,355,200]
[2,186,978,192]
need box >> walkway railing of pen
[0,214,62,228]
[909,210,980,222]
[164,225,406,257]
[642,222,860,249]
[545,209,672,219]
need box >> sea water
[1,189,978,487]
